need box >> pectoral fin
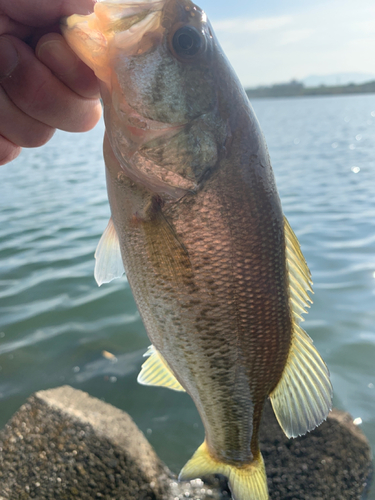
[142,210,192,284]
[137,345,186,392]
[94,218,125,286]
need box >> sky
[195,0,375,87]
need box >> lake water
[0,93,374,497]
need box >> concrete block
[0,386,372,499]
[0,386,170,499]
[260,400,373,499]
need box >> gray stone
[0,386,219,500]
[259,400,373,499]
[0,386,168,499]
[0,386,372,499]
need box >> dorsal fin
[137,345,186,392]
[284,217,313,321]
[270,324,332,438]
[269,217,332,438]
[94,217,125,286]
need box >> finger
[0,35,102,132]
[0,135,21,166]
[0,86,55,147]
[0,11,32,38]
[0,0,95,27]
[36,33,100,99]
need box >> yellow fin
[137,345,186,392]
[270,219,332,438]
[179,441,268,500]
[270,324,332,438]
[94,218,125,286]
[284,217,313,322]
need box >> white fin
[179,441,268,500]
[94,218,125,286]
[137,345,186,392]
[269,218,332,438]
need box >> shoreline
[246,81,375,99]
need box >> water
[0,93,374,495]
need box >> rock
[0,386,219,500]
[259,400,373,499]
[0,386,372,499]
[0,385,171,500]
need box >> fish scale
[62,1,332,498]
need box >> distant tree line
[245,79,375,98]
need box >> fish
[62,1,333,499]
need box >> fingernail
[37,40,79,76]
[0,37,19,79]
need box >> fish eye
[172,26,202,58]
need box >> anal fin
[137,345,186,392]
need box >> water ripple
[0,96,375,489]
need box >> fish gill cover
[62,2,333,499]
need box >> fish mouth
[61,0,166,83]
[63,0,165,33]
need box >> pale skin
[0,0,102,165]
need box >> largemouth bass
[62,1,332,498]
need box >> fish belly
[104,134,292,463]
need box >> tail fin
[179,441,268,500]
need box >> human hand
[0,0,102,165]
